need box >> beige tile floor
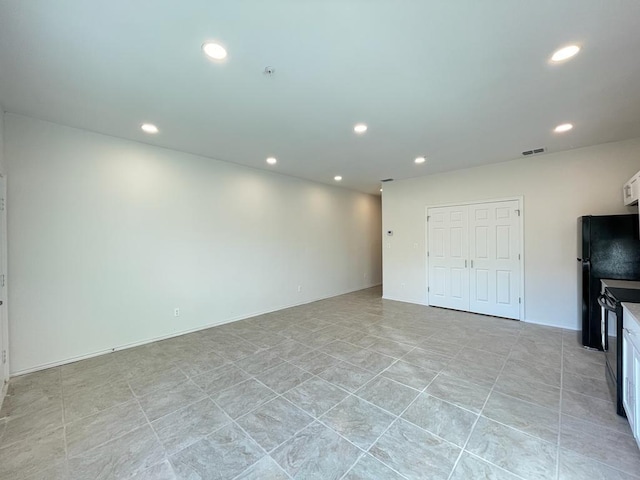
[1,286,639,479]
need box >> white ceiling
[1,1,640,194]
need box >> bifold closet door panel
[468,201,521,319]
[427,205,470,311]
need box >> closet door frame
[425,196,524,320]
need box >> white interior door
[468,201,521,319]
[427,206,469,311]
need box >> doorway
[426,198,523,320]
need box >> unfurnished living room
[1,1,640,479]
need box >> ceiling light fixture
[554,123,573,133]
[141,123,159,134]
[551,45,580,63]
[266,157,277,165]
[353,124,368,134]
[334,176,343,181]
[414,156,426,164]
[202,42,228,60]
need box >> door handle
[471,260,474,268]
[598,295,615,311]
[465,260,467,268]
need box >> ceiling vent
[521,147,546,156]
[381,178,394,182]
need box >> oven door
[604,307,618,373]
[599,298,617,401]
[598,293,617,352]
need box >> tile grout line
[138,387,209,425]
[560,410,636,437]
[337,360,448,480]
[446,326,523,480]
[462,450,529,480]
[558,443,640,479]
[453,409,560,447]
[219,383,373,479]
[235,345,415,480]
[161,395,235,462]
[358,368,489,420]
[417,371,494,415]
[230,457,294,480]
[68,363,179,464]
[59,368,70,467]
[61,372,139,459]
[561,384,617,403]
[130,382,171,469]
[313,406,393,480]
[485,387,559,415]
[556,332,566,480]
[226,394,314,480]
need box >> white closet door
[468,201,521,319]
[428,206,469,311]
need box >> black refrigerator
[578,214,640,349]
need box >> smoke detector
[263,66,275,76]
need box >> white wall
[383,139,640,330]
[5,114,382,374]
[0,110,5,173]
[0,109,7,405]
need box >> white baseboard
[11,283,382,377]
[521,317,579,330]
[382,297,579,331]
[382,295,429,306]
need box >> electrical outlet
[174,308,180,317]
[297,285,301,292]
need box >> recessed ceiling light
[353,124,368,134]
[380,188,383,192]
[551,45,580,63]
[334,175,342,181]
[554,123,573,133]
[414,156,426,164]
[202,42,228,60]
[141,123,159,134]
[266,157,277,165]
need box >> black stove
[599,286,640,415]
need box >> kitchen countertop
[623,302,640,325]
